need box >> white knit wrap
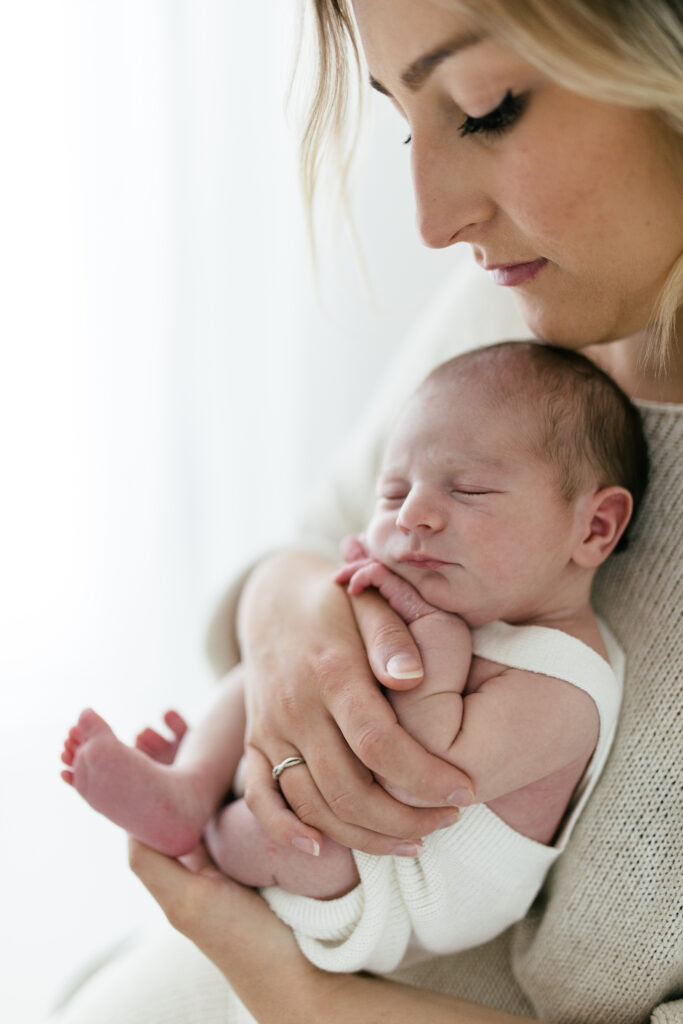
[263,621,623,973]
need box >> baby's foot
[135,710,188,765]
[61,709,207,856]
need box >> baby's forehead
[403,362,535,430]
[381,349,574,476]
[420,351,535,406]
[381,382,535,474]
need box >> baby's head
[366,342,648,627]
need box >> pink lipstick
[486,258,547,287]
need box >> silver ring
[272,755,306,782]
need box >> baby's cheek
[365,516,391,562]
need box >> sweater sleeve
[205,260,529,676]
[652,1001,683,1023]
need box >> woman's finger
[350,588,425,688]
[315,593,475,809]
[277,755,438,855]
[251,705,464,851]
[245,645,470,847]
[241,744,324,857]
[128,838,218,936]
[128,839,301,976]
[334,708,473,812]
[243,731,412,855]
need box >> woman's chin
[514,292,645,350]
[517,303,601,350]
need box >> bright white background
[0,3,459,1021]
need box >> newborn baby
[62,341,648,973]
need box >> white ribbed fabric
[470,620,624,850]
[262,622,622,974]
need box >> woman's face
[352,0,683,347]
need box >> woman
[54,1,682,1022]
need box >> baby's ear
[572,486,633,568]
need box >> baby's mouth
[399,555,451,570]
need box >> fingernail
[447,789,474,807]
[291,837,321,857]
[386,654,422,679]
[392,842,420,857]
[199,866,223,880]
[437,813,460,830]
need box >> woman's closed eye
[403,89,528,145]
[459,89,528,138]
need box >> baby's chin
[393,565,464,612]
[401,571,506,626]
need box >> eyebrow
[369,30,485,96]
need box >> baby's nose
[396,488,445,532]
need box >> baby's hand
[333,533,373,586]
[339,533,370,563]
[335,558,437,625]
[332,555,375,587]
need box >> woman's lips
[486,258,548,287]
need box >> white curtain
[0,3,453,1020]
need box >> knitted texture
[262,623,621,974]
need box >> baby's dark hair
[428,342,649,553]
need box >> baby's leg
[61,668,247,857]
[205,798,359,899]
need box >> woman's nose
[411,135,494,249]
[396,488,446,533]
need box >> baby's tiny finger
[340,535,368,561]
[332,563,355,584]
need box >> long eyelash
[401,90,526,147]
[458,90,528,139]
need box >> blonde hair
[301,0,683,366]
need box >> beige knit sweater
[51,266,682,1024]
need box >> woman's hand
[129,839,541,1024]
[237,551,474,857]
[128,839,324,1019]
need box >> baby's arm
[336,558,599,809]
[335,558,471,755]
[437,667,600,805]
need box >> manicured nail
[437,813,460,830]
[386,654,422,679]
[292,837,320,857]
[447,789,474,807]
[392,842,420,857]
